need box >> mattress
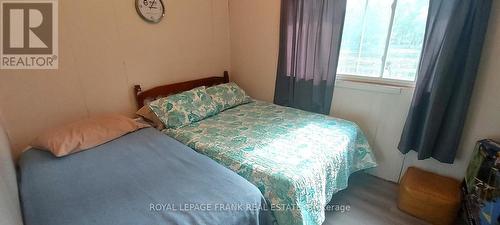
[19,128,271,225]
[164,101,377,225]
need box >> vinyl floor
[323,172,431,225]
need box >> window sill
[335,75,415,95]
[337,74,416,87]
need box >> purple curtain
[274,0,346,115]
[398,0,492,163]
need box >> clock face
[136,0,165,23]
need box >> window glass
[338,0,429,82]
[383,0,428,80]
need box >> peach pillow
[31,114,149,157]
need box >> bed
[19,128,272,225]
[134,71,378,225]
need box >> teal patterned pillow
[206,82,252,112]
[148,87,219,129]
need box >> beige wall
[229,0,280,102]
[0,0,231,158]
[228,0,500,181]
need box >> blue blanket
[19,128,271,225]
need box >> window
[337,0,429,83]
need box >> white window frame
[337,0,423,88]
[336,73,416,88]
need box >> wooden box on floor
[398,167,462,225]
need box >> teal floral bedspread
[163,101,377,225]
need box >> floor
[323,172,430,225]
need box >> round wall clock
[135,0,165,23]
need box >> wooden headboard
[134,71,229,109]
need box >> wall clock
[136,0,165,23]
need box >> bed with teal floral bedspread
[163,100,377,225]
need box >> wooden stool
[398,167,462,225]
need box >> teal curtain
[398,0,492,163]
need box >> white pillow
[136,104,165,130]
